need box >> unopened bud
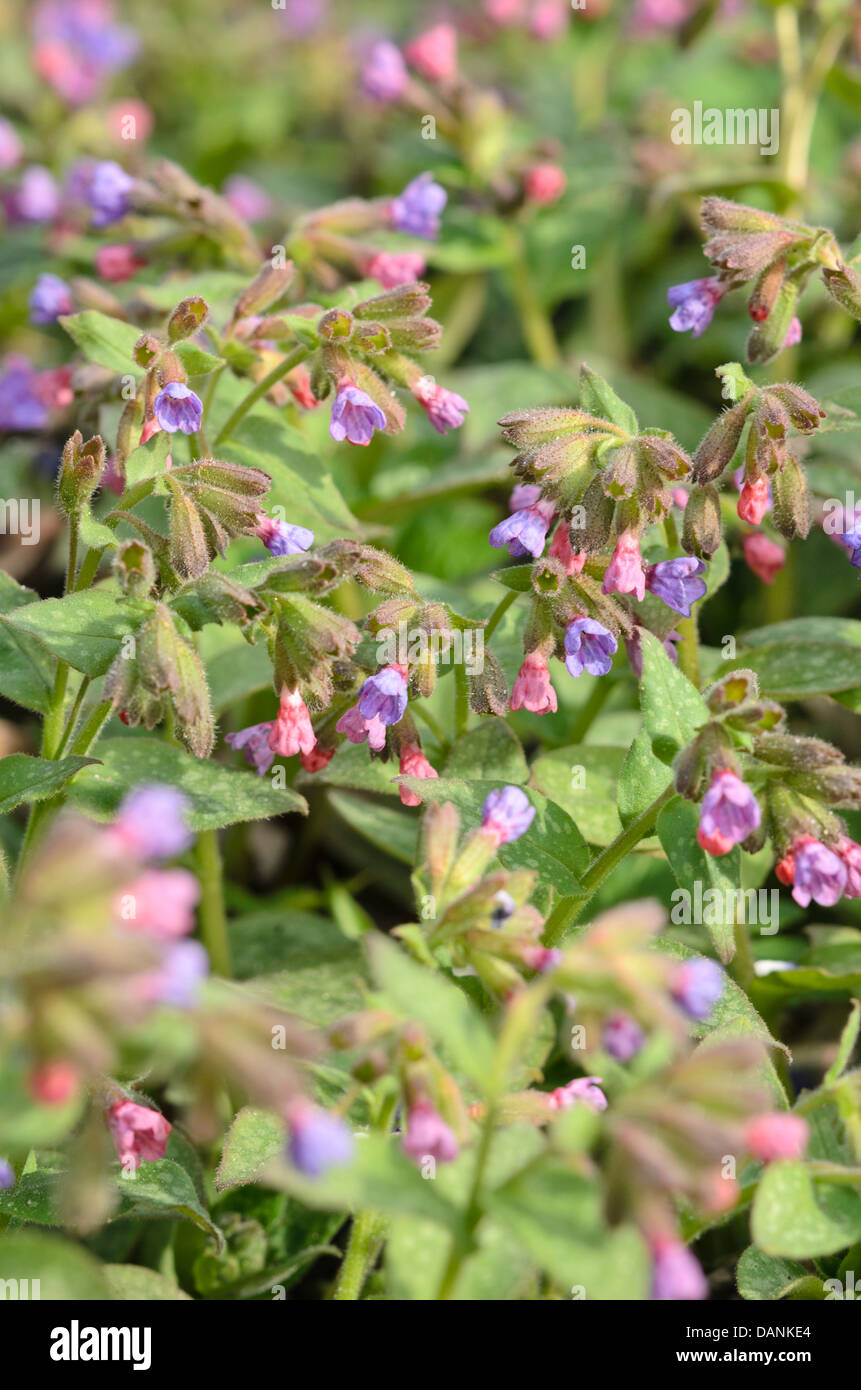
[58,431,106,515]
[167,296,209,342]
[682,484,722,557]
[822,263,861,321]
[771,454,809,538]
[692,398,751,484]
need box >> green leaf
[728,640,861,699]
[116,1158,223,1246]
[216,1107,285,1191]
[617,728,672,828]
[66,737,308,827]
[229,909,366,1027]
[0,571,55,713]
[123,430,172,488]
[0,1169,64,1225]
[737,1246,817,1301]
[490,564,534,593]
[486,1158,650,1298]
[579,363,638,435]
[326,789,418,864]
[59,310,141,376]
[0,754,97,816]
[657,796,739,962]
[443,719,529,784]
[367,933,496,1090]
[104,1264,192,1300]
[751,1161,861,1258]
[826,1001,861,1084]
[175,340,222,376]
[4,590,151,677]
[638,630,708,764]
[0,1232,111,1299]
[530,745,625,846]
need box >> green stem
[213,346,310,446]
[195,828,232,978]
[675,608,701,690]
[569,678,611,744]
[454,663,470,740]
[435,1103,497,1300]
[505,228,560,367]
[483,590,517,642]
[331,1209,384,1301]
[70,698,112,756]
[543,783,676,946]
[55,675,91,758]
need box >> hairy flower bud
[682,484,722,557]
[771,454,810,539]
[822,263,861,321]
[57,431,106,515]
[691,397,750,485]
[167,296,209,343]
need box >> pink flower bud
[510,651,558,714]
[602,529,646,602]
[402,1099,459,1163]
[548,524,586,574]
[738,476,770,525]
[548,1076,607,1112]
[404,24,458,84]
[366,251,426,289]
[269,686,317,758]
[743,532,785,584]
[29,1061,79,1106]
[107,1100,171,1171]
[300,745,335,774]
[96,243,144,283]
[745,1112,809,1162]
[523,163,566,206]
[399,744,438,806]
[118,868,200,939]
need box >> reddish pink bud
[548,524,586,575]
[523,163,566,206]
[96,243,144,282]
[107,1099,171,1171]
[30,1061,79,1105]
[738,476,770,525]
[269,686,317,758]
[398,744,438,806]
[695,825,735,856]
[366,251,426,289]
[107,101,153,144]
[404,24,458,84]
[300,745,334,774]
[140,416,161,445]
[510,651,558,715]
[745,1112,809,1162]
[775,850,795,885]
[743,532,785,584]
[285,365,318,410]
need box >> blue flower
[645,557,707,617]
[389,172,447,239]
[86,160,133,227]
[28,273,73,325]
[153,383,203,435]
[358,665,408,725]
[564,617,617,678]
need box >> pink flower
[738,476,770,525]
[402,1099,459,1163]
[743,532,785,584]
[269,686,317,758]
[548,524,586,575]
[398,744,438,806]
[366,251,426,288]
[95,243,144,282]
[107,99,153,144]
[529,0,568,40]
[602,529,646,602]
[223,174,273,222]
[107,1099,171,1171]
[523,163,566,206]
[484,0,527,26]
[783,315,802,348]
[411,376,469,434]
[510,651,558,714]
[336,704,387,752]
[404,24,458,84]
[548,1076,607,1112]
[118,868,200,939]
[745,1113,809,1163]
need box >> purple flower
[287,1102,354,1177]
[564,616,617,678]
[28,273,73,326]
[667,277,724,338]
[0,357,49,432]
[15,165,59,222]
[412,377,469,434]
[671,958,724,1020]
[402,1100,459,1164]
[510,483,543,511]
[0,118,22,172]
[696,769,761,856]
[0,1158,14,1190]
[32,1,138,106]
[358,664,408,725]
[225,722,276,776]
[602,1013,645,1062]
[651,1240,708,1301]
[336,705,387,752]
[361,39,408,103]
[112,784,193,859]
[792,836,847,909]
[153,383,203,435]
[481,786,535,845]
[329,382,387,446]
[489,506,551,559]
[389,171,447,240]
[255,515,314,556]
[143,940,209,1009]
[278,0,328,37]
[85,159,133,227]
[645,557,707,617]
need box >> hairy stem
[214,346,310,446]
[195,828,232,978]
